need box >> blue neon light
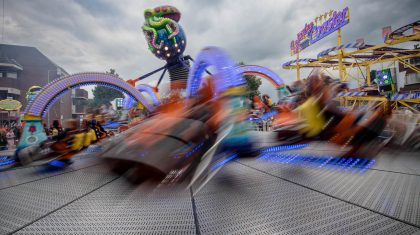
[186,142,205,158]
[351,158,369,173]
[257,152,376,173]
[48,160,66,168]
[338,158,353,171]
[0,159,15,166]
[0,156,10,161]
[290,7,350,54]
[318,156,333,168]
[186,47,246,98]
[359,160,376,174]
[261,143,310,153]
[210,153,238,171]
[345,158,360,172]
[249,111,278,122]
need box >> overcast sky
[3,0,419,98]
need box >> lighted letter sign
[290,7,350,55]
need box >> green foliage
[244,74,262,99]
[88,69,124,107]
[239,62,262,99]
[80,99,94,107]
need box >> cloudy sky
[3,0,419,98]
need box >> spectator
[6,129,15,148]
[43,123,49,135]
[0,133,7,150]
[262,94,274,110]
[252,96,268,112]
[14,125,22,144]
[51,120,61,137]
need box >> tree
[89,69,124,107]
[239,62,262,99]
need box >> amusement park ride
[8,5,419,170]
[11,5,290,187]
[1,4,420,234]
[284,7,420,113]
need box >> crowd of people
[246,73,350,131]
[1,104,119,153]
[33,115,109,164]
[44,116,108,141]
[0,126,22,150]
[268,72,404,156]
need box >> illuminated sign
[290,7,350,55]
[0,99,22,111]
[376,69,393,86]
[115,98,124,108]
[372,69,394,92]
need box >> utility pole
[47,69,58,126]
[1,0,4,43]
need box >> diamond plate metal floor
[0,133,419,234]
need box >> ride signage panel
[290,7,350,55]
[0,99,22,111]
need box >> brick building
[0,44,87,127]
[399,56,420,92]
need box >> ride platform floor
[0,132,419,234]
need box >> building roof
[0,44,69,75]
[0,54,24,71]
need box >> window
[0,71,18,79]
[403,59,409,68]
[412,57,420,66]
[7,72,17,79]
[0,90,7,99]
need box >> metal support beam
[296,52,300,80]
[155,68,167,88]
[134,65,167,82]
[397,58,420,73]
[337,29,344,81]
[398,100,420,113]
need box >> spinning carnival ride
[14,5,287,172]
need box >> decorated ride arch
[25,72,153,117]
[18,72,152,150]
[235,65,289,99]
[123,84,161,109]
[186,49,288,100]
[186,47,246,97]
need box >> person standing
[43,123,50,136]
[262,94,273,111]
[51,120,61,137]
[14,125,22,145]
[0,132,7,150]
[6,129,15,149]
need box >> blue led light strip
[210,153,238,171]
[0,159,15,166]
[0,156,10,161]
[249,111,278,122]
[47,160,66,167]
[260,143,310,153]
[257,152,376,173]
